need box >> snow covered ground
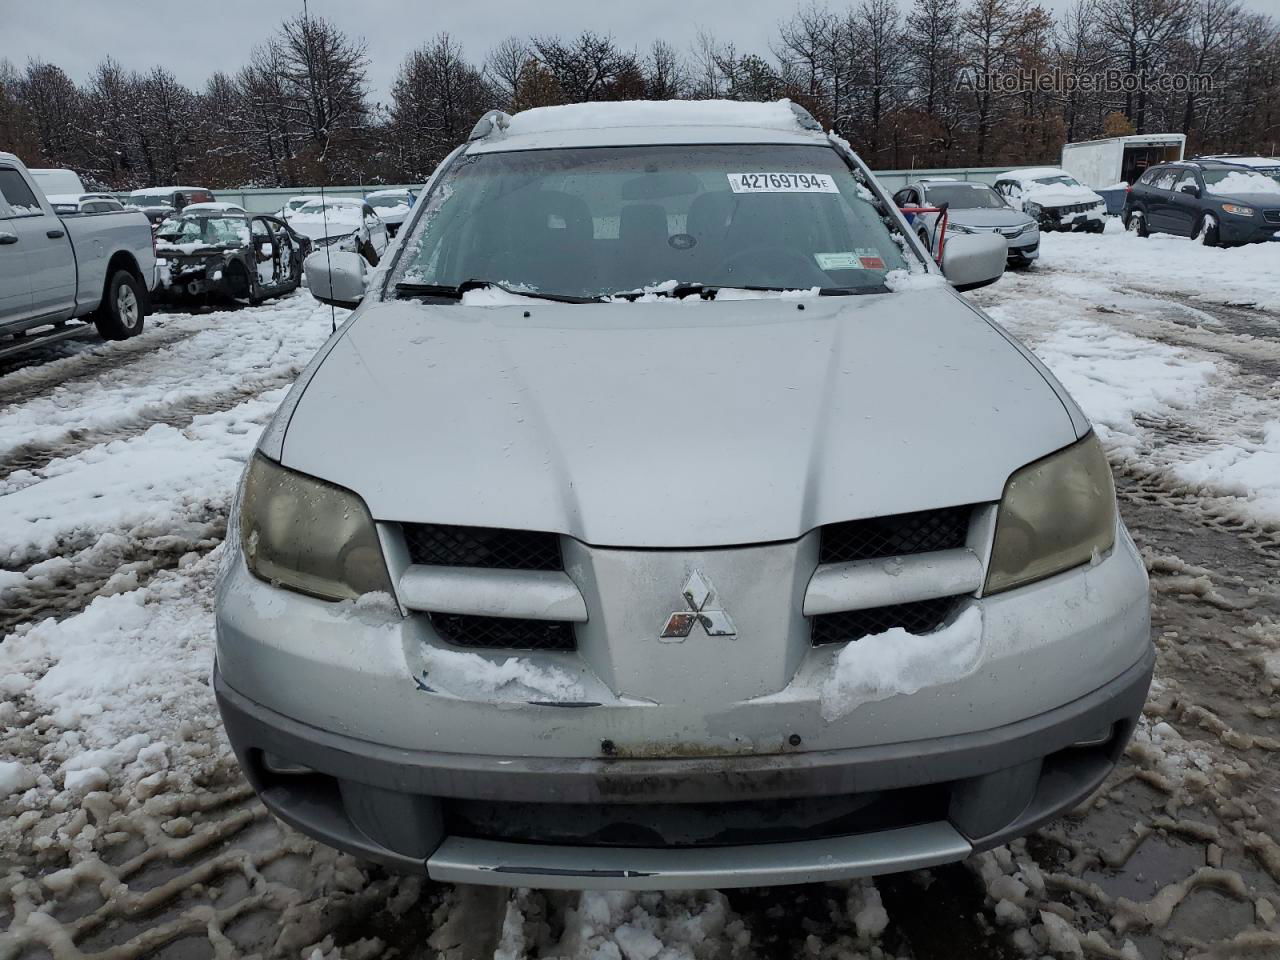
[1,222,1279,959]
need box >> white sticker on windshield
[727,173,839,194]
[815,251,887,271]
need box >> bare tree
[275,13,370,160]
[645,40,690,100]
[485,37,532,109]
[390,34,492,179]
[1097,0,1193,132]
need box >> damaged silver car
[214,100,1152,890]
[155,208,310,304]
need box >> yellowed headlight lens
[239,453,393,601]
[984,434,1117,595]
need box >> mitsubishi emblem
[660,570,737,641]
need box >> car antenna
[318,180,337,334]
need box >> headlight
[1026,202,1042,216]
[984,434,1116,595]
[1221,204,1254,217]
[239,453,393,601]
[945,222,975,234]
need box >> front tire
[1125,209,1149,238]
[1194,213,1220,247]
[95,270,146,341]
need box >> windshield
[1032,175,1081,188]
[391,144,911,299]
[1202,168,1280,195]
[156,214,250,247]
[923,183,1006,209]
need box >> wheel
[917,228,933,254]
[94,270,146,341]
[1194,213,1219,247]
[1088,221,1105,234]
[360,238,380,267]
[1125,209,1149,238]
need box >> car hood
[280,290,1080,547]
[1205,190,1280,207]
[288,217,360,240]
[1024,183,1102,208]
[948,208,1035,229]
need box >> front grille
[1264,210,1280,224]
[402,523,562,570]
[811,596,962,645]
[818,506,972,565]
[428,612,576,651]
[444,785,948,847]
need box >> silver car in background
[214,100,1151,890]
[894,179,1040,265]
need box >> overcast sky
[4,0,1277,103]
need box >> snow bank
[505,99,808,136]
[820,606,984,720]
[1035,222,1280,312]
[1174,420,1280,522]
[419,645,586,702]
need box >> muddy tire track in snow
[0,370,298,485]
[0,324,206,409]
[0,521,225,635]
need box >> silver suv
[215,100,1152,890]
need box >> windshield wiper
[393,279,602,304]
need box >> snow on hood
[505,99,808,136]
[279,290,1080,547]
[1021,181,1102,207]
[1204,171,1280,197]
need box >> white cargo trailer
[1061,134,1185,213]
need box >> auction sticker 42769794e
[727,172,839,193]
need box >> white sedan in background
[277,195,315,219]
[286,198,389,265]
[364,188,417,236]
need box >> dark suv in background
[1123,160,1280,246]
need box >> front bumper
[1038,208,1105,232]
[215,646,1152,888]
[1218,215,1280,244]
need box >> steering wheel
[720,245,830,288]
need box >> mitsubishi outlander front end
[214,99,1152,890]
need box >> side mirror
[259,241,274,255]
[304,250,366,309]
[942,233,1006,292]
[1179,183,1200,197]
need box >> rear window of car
[0,168,43,216]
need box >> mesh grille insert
[819,506,972,565]
[428,613,576,651]
[811,596,962,646]
[402,523,562,571]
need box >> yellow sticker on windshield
[727,173,839,193]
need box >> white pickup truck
[0,152,156,359]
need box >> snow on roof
[504,99,811,137]
[299,196,363,208]
[1199,155,1280,169]
[1005,166,1072,180]
[181,202,245,214]
[366,187,414,198]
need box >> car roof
[300,196,363,206]
[468,99,828,153]
[181,201,245,213]
[365,188,413,197]
[1002,167,1071,180]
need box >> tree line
[2,0,1277,191]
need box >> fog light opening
[261,752,314,776]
